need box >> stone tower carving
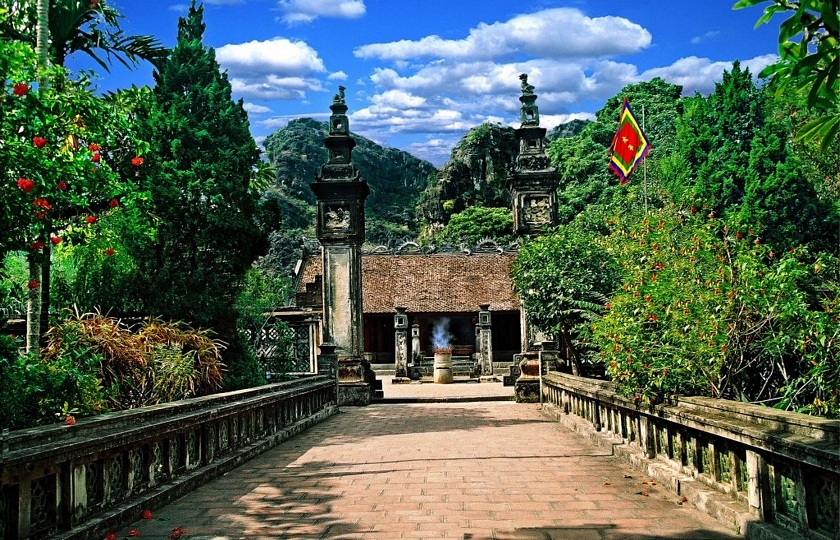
[508,73,558,237]
[310,86,377,405]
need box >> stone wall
[0,377,337,539]
[540,372,839,540]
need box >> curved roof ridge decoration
[361,237,520,256]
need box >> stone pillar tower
[411,323,421,364]
[508,73,558,237]
[477,304,493,377]
[394,307,409,379]
[507,74,559,402]
[310,86,376,405]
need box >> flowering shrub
[594,206,839,416]
[1,34,149,351]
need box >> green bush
[594,205,839,416]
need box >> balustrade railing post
[640,417,655,459]
[746,450,770,521]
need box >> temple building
[291,241,522,374]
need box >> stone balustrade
[540,371,839,540]
[0,376,337,539]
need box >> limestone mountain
[546,118,590,142]
[414,119,588,235]
[415,123,518,230]
[259,118,436,274]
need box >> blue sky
[68,0,782,166]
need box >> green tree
[437,206,514,246]
[511,220,620,374]
[0,27,144,352]
[1,0,164,351]
[734,0,840,151]
[134,1,265,388]
[737,93,838,250]
[681,61,764,215]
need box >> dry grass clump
[43,310,225,410]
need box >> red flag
[609,98,651,184]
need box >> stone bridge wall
[0,376,337,539]
[541,371,839,540]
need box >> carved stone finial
[519,73,535,96]
[333,85,346,104]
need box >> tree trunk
[560,327,581,377]
[26,255,41,355]
[40,243,51,345]
[35,0,49,64]
[27,0,50,354]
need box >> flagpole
[642,104,648,214]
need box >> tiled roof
[296,252,520,314]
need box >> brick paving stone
[113,398,742,539]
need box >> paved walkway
[114,382,741,540]
[378,376,515,402]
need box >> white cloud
[371,90,427,109]
[538,112,596,131]
[243,103,272,114]
[217,38,325,77]
[206,0,244,4]
[277,0,365,24]
[640,54,777,96]
[258,113,330,131]
[216,38,328,100]
[328,71,348,81]
[168,4,188,12]
[355,8,650,61]
[691,31,721,45]
[406,138,460,166]
[230,76,325,100]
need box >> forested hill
[262,118,436,242]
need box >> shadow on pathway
[113,402,742,540]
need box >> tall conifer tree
[140,1,265,385]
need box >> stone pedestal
[514,352,541,402]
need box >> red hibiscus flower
[33,136,47,148]
[128,530,141,537]
[88,142,100,152]
[34,211,46,220]
[13,82,29,96]
[33,198,52,211]
[109,198,119,208]
[142,509,153,519]
[27,280,39,290]
[105,248,115,256]
[85,215,97,224]
[92,152,101,163]
[50,236,61,245]
[104,533,117,540]
[17,177,34,193]
[57,181,67,190]
[131,156,144,167]
[64,415,76,426]
[30,241,45,251]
